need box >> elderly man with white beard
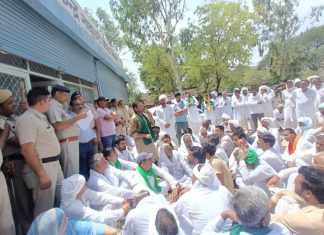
[174,163,232,235]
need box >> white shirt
[291,88,316,120]
[174,182,232,235]
[236,160,276,196]
[133,164,178,195]
[231,95,245,122]
[241,93,252,118]
[115,147,136,162]
[202,216,292,235]
[219,97,233,117]
[260,148,285,172]
[260,91,275,117]
[60,189,124,226]
[117,158,138,171]
[282,89,296,121]
[123,194,184,235]
[87,169,135,199]
[248,93,264,114]
[274,109,285,127]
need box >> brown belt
[59,136,78,143]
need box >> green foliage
[126,72,143,104]
[182,1,257,92]
[110,0,186,92]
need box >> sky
[77,0,324,92]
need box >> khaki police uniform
[0,114,33,232]
[16,108,64,217]
[47,99,80,177]
[0,119,15,235]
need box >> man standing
[187,92,202,135]
[156,94,177,145]
[0,89,33,232]
[116,98,133,137]
[241,87,253,131]
[16,87,64,217]
[282,80,297,128]
[174,92,189,143]
[128,101,159,163]
[96,96,119,149]
[70,91,101,150]
[248,86,264,130]
[47,85,86,177]
[231,88,245,126]
[0,117,15,235]
[218,91,232,118]
[259,85,275,117]
[70,98,95,179]
[291,80,317,125]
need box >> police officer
[47,85,86,177]
[0,114,15,235]
[16,87,63,217]
[0,89,33,233]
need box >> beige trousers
[60,140,79,177]
[0,171,15,235]
[22,161,64,217]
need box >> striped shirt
[70,112,96,143]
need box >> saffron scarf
[137,166,161,193]
[288,135,300,155]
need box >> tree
[110,0,186,93]
[83,7,124,56]
[182,1,256,92]
[126,72,143,104]
[139,45,177,98]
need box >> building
[0,0,130,105]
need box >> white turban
[136,152,153,164]
[297,117,313,130]
[228,120,239,127]
[307,75,320,82]
[257,127,271,135]
[261,117,275,125]
[158,131,168,141]
[193,164,218,186]
[222,113,230,119]
[61,174,85,203]
[159,94,168,101]
[211,91,217,97]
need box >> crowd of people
[0,74,324,235]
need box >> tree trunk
[170,48,183,94]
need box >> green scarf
[230,223,272,235]
[109,159,122,170]
[136,112,153,145]
[137,166,161,193]
[189,96,196,104]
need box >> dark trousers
[101,134,116,150]
[79,141,94,179]
[251,113,264,130]
[175,122,189,143]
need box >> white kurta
[274,109,285,128]
[115,147,136,162]
[282,89,297,125]
[87,169,136,199]
[259,148,286,172]
[174,182,232,235]
[231,95,245,123]
[260,91,275,117]
[156,105,178,145]
[291,88,316,122]
[60,189,124,226]
[236,160,276,196]
[123,194,184,235]
[248,93,264,114]
[133,165,178,195]
[219,97,233,118]
[160,150,192,187]
[219,135,235,158]
[212,97,223,124]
